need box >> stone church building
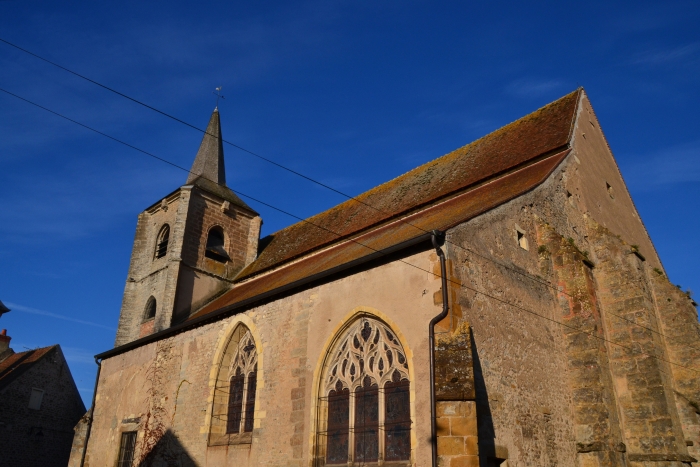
[70,89,700,467]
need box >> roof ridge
[236,89,581,281]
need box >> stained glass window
[355,376,379,462]
[221,327,258,437]
[244,365,257,432]
[319,317,411,464]
[227,369,244,434]
[326,381,350,464]
[385,371,411,461]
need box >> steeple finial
[186,108,226,186]
[213,86,225,110]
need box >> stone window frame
[116,430,138,467]
[204,224,230,263]
[142,296,157,322]
[153,224,170,260]
[314,315,413,466]
[515,224,529,251]
[209,324,259,446]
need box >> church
[69,89,700,467]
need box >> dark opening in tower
[205,226,230,263]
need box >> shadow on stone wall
[471,333,500,467]
[138,429,197,467]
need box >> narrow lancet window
[227,368,244,434]
[244,365,257,432]
[143,296,156,321]
[354,376,379,463]
[385,371,411,461]
[326,381,350,464]
[154,224,170,259]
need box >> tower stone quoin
[114,109,261,346]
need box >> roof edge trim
[95,231,435,361]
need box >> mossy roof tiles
[186,90,582,320]
[236,89,580,281]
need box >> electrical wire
[5,36,689,355]
[1,85,697,377]
[0,36,578,299]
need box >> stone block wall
[649,272,700,462]
[115,189,189,345]
[0,346,86,467]
[437,401,479,467]
[181,186,260,280]
[82,251,443,467]
[115,184,262,345]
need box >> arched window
[154,224,170,259]
[143,296,156,321]
[205,226,230,263]
[316,317,411,465]
[210,325,258,445]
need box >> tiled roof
[236,89,580,281]
[189,90,581,319]
[191,149,569,319]
[0,345,57,392]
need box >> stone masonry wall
[0,346,86,467]
[537,220,626,467]
[83,250,443,467]
[587,219,694,466]
[115,189,189,346]
[649,271,700,462]
[435,323,479,467]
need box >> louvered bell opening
[155,240,169,258]
[205,244,230,263]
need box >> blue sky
[1,1,698,404]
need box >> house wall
[0,347,86,467]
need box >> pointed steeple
[186,108,226,185]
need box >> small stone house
[0,330,86,467]
[72,89,700,467]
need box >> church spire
[186,108,226,186]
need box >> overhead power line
[2,37,691,356]
[0,86,696,377]
[0,36,571,299]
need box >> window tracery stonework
[228,329,258,379]
[325,319,409,392]
[209,325,258,446]
[316,316,412,466]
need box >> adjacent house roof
[189,89,581,319]
[0,345,57,392]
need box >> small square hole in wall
[566,191,574,206]
[606,182,615,199]
[515,225,529,250]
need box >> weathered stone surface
[435,322,476,401]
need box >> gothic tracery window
[226,329,258,434]
[210,325,258,445]
[317,317,411,465]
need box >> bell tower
[114,109,262,346]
